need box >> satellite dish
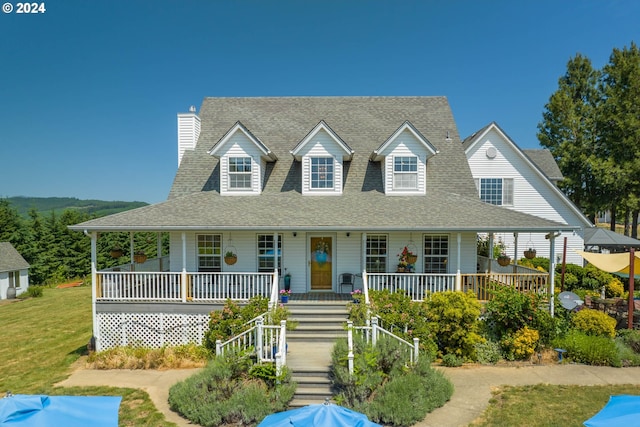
[558,291,584,310]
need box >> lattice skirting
[96,312,210,351]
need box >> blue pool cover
[584,395,640,427]
[258,402,381,427]
[0,394,121,426]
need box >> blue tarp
[584,395,640,427]
[0,394,121,426]
[257,403,381,427]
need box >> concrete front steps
[284,300,349,407]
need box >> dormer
[290,121,354,196]
[370,121,438,195]
[208,121,277,195]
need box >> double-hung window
[311,157,334,189]
[257,234,282,275]
[366,235,387,273]
[478,178,513,206]
[423,235,448,274]
[393,156,418,190]
[197,234,221,272]
[229,157,252,190]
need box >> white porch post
[361,232,367,290]
[455,233,461,291]
[548,232,557,317]
[90,231,99,351]
[274,232,279,274]
[181,232,187,303]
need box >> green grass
[472,384,640,427]
[0,286,176,426]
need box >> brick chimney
[177,105,201,166]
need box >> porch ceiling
[70,188,575,233]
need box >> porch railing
[462,272,549,301]
[346,318,419,375]
[215,318,287,370]
[366,272,456,301]
[96,271,277,302]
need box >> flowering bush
[350,289,362,295]
[279,289,291,297]
[397,246,417,267]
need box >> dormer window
[393,156,418,190]
[229,157,252,189]
[311,157,334,189]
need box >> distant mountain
[5,196,148,218]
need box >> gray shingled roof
[72,97,574,232]
[0,242,29,272]
[523,149,563,181]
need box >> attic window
[393,156,418,190]
[479,178,513,206]
[229,157,252,189]
[311,157,334,189]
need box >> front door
[310,237,332,290]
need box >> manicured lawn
[472,383,640,427]
[0,286,177,426]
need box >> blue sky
[1,0,638,204]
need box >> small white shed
[0,242,30,299]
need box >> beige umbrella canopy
[577,250,640,275]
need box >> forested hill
[5,196,148,218]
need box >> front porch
[95,262,549,304]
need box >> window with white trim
[423,235,448,273]
[366,235,387,273]
[257,234,282,275]
[393,156,418,190]
[478,178,513,206]
[311,157,334,189]
[229,157,252,189]
[197,234,221,272]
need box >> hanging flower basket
[134,252,147,264]
[406,254,418,264]
[110,248,123,258]
[224,251,237,265]
[524,249,537,259]
[497,256,511,267]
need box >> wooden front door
[310,237,332,290]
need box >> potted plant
[134,250,147,264]
[350,288,362,303]
[497,252,511,266]
[224,250,237,265]
[280,288,291,303]
[397,246,417,272]
[524,248,537,259]
[110,246,123,258]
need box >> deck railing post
[279,319,287,367]
[256,317,264,362]
[347,320,354,375]
[371,316,378,346]
[215,339,222,356]
[413,337,419,363]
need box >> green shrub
[484,285,547,340]
[169,351,295,426]
[500,326,539,361]
[474,340,502,365]
[366,358,453,427]
[426,291,483,360]
[441,353,463,367]
[571,308,616,337]
[615,339,640,367]
[26,286,44,298]
[617,328,640,353]
[553,331,620,366]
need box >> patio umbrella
[257,402,381,427]
[584,395,640,426]
[0,394,121,426]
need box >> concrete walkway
[57,363,640,427]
